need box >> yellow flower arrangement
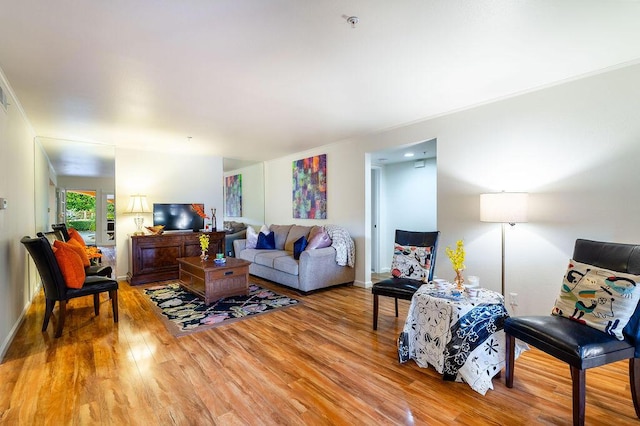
[199,233,210,252]
[445,239,465,271]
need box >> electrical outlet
[509,292,519,306]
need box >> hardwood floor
[1,273,638,425]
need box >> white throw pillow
[246,226,259,249]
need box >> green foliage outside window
[65,192,96,231]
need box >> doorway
[367,139,438,279]
[64,189,97,244]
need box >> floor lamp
[480,192,528,296]
[126,194,150,235]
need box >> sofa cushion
[254,251,290,268]
[246,226,259,249]
[306,227,332,250]
[256,231,276,250]
[285,225,313,252]
[293,236,308,260]
[270,225,293,250]
[273,255,299,276]
[224,221,247,234]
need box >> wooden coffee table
[177,256,251,304]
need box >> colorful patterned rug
[143,282,300,337]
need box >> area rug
[143,282,300,337]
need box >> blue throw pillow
[256,231,275,250]
[293,236,308,260]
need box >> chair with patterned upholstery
[372,230,440,330]
[505,238,640,425]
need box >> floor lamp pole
[500,222,506,296]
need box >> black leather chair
[372,230,440,330]
[21,235,119,338]
[51,223,71,241]
[52,222,102,264]
[505,239,640,425]
[38,232,112,277]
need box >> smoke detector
[346,16,359,28]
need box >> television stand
[127,231,225,285]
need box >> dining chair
[21,235,119,338]
[37,232,112,277]
[505,238,640,425]
[51,223,71,241]
[372,230,439,330]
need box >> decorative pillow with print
[552,259,640,340]
[390,244,433,281]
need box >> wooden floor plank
[1,269,639,425]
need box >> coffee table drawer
[207,265,249,280]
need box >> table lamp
[126,194,150,235]
[480,192,528,295]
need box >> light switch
[0,198,7,209]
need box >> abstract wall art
[292,154,326,219]
[225,174,242,217]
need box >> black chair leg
[394,298,399,317]
[505,333,515,388]
[570,365,586,426]
[42,299,55,332]
[55,300,67,338]
[373,294,379,330]
[630,358,640,418]
[93,294,100,316]
[110,290,119,323]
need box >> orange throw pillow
[53,240,86,289]
[67,238,90,267]
[68,227,86,247]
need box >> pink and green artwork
[292,154,326,219]
[225,174,242,217]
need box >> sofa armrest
[299,246,337,262]
[233,238,247,256]
[225,230,247,257]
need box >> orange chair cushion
[68,227,86,247]
[53,240,86,289]
[67,238,91,267]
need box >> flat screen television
[153,203,204,232]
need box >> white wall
[379,158,438,272]
[264,63,640,315]
[0,73,38,359]
[114,147,224,280]
[223,162,265,226]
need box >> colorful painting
[225,174,242,217]
[292,154,327,219]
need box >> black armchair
[372,230,440,330]
[51,223,71,241]
[505,239,640,425]
[21,235,119,338]
[37,232,112,277]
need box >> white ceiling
[2,1,640,176]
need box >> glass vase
[200,250,208,261]
[454,269,465,290]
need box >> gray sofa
[233,224,355,292]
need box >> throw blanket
[324,225,355,267]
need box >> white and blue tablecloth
[398,284,527,395]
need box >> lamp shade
[126,195,150,214]
[480,192,528,224]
